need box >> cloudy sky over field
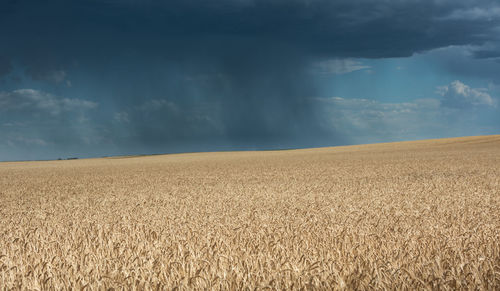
[1,0,500,160]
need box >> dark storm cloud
[1,0,500,159]
[0,56,13,78]
[4,0,500,58]
[4,0,500,77]
[473,47,500,59]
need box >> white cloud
[315,94,496,144]
[26,68,68,84]
[138,99,179,113]
[0,89,97,115]
[437,80,496,108]
[318,97,441,135]
[440,6,500,21]
[46,70,67,83]
[311,59,371,75]
[2,121,27,127]
[113,111,130,123]
[7,136,48,147]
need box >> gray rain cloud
[1,0,500,160]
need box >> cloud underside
[2,0,500,73]
[311,59,371,75]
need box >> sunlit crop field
[1,136,499,289]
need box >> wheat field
[0,135,499,289]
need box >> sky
[1,0,500,161]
